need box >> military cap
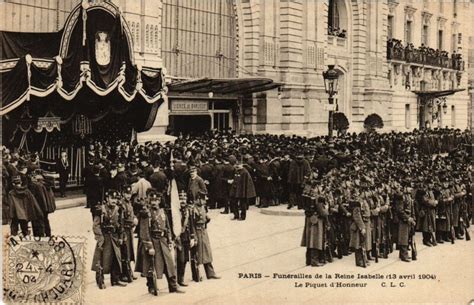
[11,175,22,184]
[123,185,133,194]
[106,189,120,198]
[146,188,161,197]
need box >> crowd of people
[1,127,472,293]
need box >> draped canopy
[0,1,166,134]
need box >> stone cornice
[421,11,433,25]
[404,5,417,20]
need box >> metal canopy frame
[168,77,282,95]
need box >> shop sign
[171,100,208,113]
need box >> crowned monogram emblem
[95,31,110,66]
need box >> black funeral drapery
[0,31,62,59]
[0,7,165,118]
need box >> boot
[355,249,362,267]
[305,249,311,266]
[400,246,411,262]
[436,232,444,244]
[146,277,158,296]
[96,272,105,289]
[366,251,374,261]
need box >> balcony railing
[327,26,347,38]
[387,39,464,71]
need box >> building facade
[1,0,471,136]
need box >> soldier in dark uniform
[254,155,274,208]
[135,188,184,295]
[87,165,105,219]
[436,176,455,243]
[287,152,311,210]
[301,186,329,267]
[230,160,256,220]
[279,153,291,205]
[189,189,220,281]
[82,159,95,208]
[349,196,369,267]
[119,186,138,282]
[199,157,214,208]
[175,191,194,286]
[394,183,416,262]
[418,178,438,246]
[335,187,351,257]
[91,189,127,289]
[8,175,44,236]
[220,157,235,214]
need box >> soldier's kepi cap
[11,175,22,185]
[106,189,120,198]
[146,188,161,199]
[123,185,132,194]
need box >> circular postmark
[3,235,84,303]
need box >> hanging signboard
[171,100,209,113]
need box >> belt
[151,231,166,238]
[103,228,116,234]
[195,225,205,230]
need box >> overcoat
[230,167,256,199]
[9,187,44,221]
[91,205,122,274]
[135,207,176,279]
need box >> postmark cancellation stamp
[3,235,86,304]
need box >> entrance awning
[413,88,465,100]
[168,77,282,95]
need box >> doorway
[169,115,211,135]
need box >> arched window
[328,0,340,34]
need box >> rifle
[449,198,455,244]
[96,201,106,289]
[147,215,158,296]
[188,202,201,282]
[360,231,367,268]
[373,216,380,263]
[409,225,417,261]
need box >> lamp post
[322,65,339,137]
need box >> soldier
[301,186,329,267]
[287,152,311,210]
[349,196,369,268]
[254,155,274,208]
[394,182,416,262]
[8,175,44,236]
[335,187,351,257]
[135,188,184,295]
[119,185,138,283]
[91,189,127,289]
[230,160,256,221]
[189,188,221,281]
[452,174,466,239]
[175,191,194,286]
[418,178,438,246]
[436,176,455,243]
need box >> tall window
[422,25,429,45]
[161,0,236,78]
[405,20,412,43]
[451,105,456,127]
[388,16,394,40]
[438,30,443,50]
[405,104,411,129]
[328,0,340,31]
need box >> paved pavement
[4,205,474,304]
